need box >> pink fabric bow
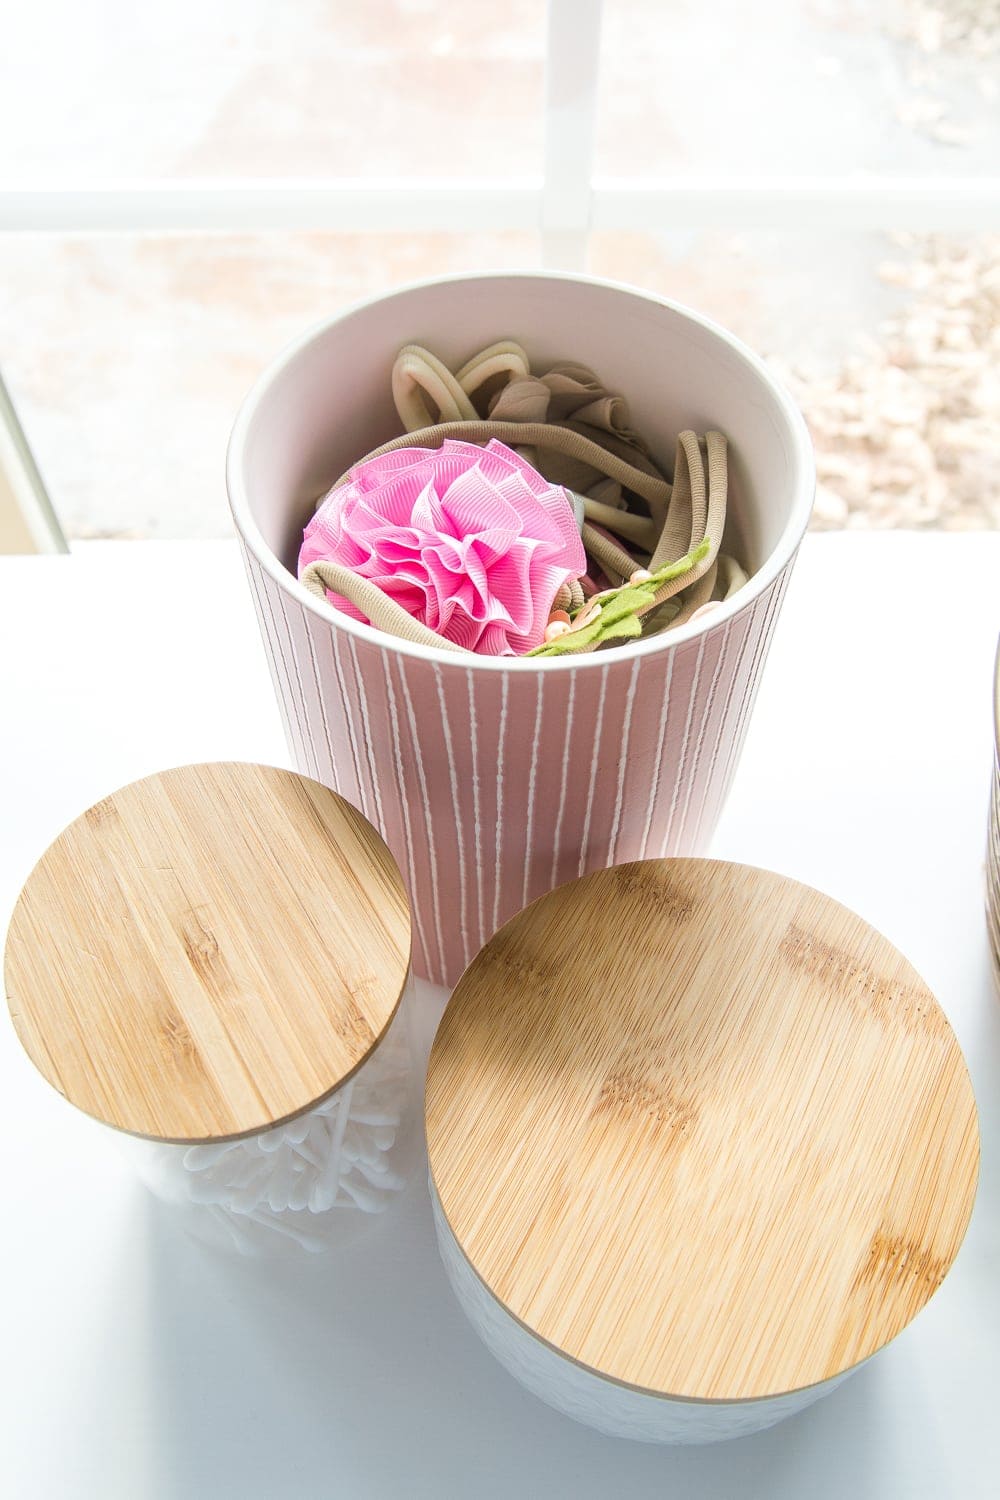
[299,439,586,655]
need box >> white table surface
[1,534,998,1500]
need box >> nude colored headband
[301,343,748,656]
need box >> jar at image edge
[4,761,415,1255]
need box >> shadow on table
[129,1178,907,1500]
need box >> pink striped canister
[228,274,814,986]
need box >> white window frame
[1,0,998,548]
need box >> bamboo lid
[426,859,979,1402]
[5,763,411,1143]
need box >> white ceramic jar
[425,858,979,1443]
[5,761,415,1255]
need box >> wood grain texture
[5,763,411,1142]
[425,858,979,1402]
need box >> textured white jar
[425,859,979,1445]
[430,1189,855,1444]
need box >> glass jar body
[126,980,417,1254]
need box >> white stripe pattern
[521,674,546,909]
[303,616,341,796]
[676,621,731,852]
[491,674,510,933]
[329,626,366,814]
[661,633,707,854]
[639,649,676,860]
[348,635,385,836]
[435,663,470,970]
[274,589,320,783]
[382,649,431,977]
[608,656,641,863]
[466,667,485,954]
[686,612,752,855]
[399,656,446,983]
[247,561,308,774]
[550,671,577,891]
[577,664,610,878]
[715,573,789,817]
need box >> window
[2,0,998,545]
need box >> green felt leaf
[534,618,603,655]
[653,537,710,582]
[598,615,644,643]
[528,537,711,658]
[598,587,653,625]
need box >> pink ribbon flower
[299,439,586,655]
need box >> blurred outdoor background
[1,0,997,541]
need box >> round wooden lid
[426,859,979,1402]
[5,763,411,1143]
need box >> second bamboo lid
[426,859,979,1403]
[5,762,412,1143]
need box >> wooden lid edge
[4,761,413,1142]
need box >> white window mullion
[542,0,604,270]
[0,179,541,234]
[1,176,997,239]
[593,175,1000,233]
